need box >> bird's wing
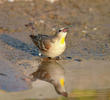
[30,34,51,51]
[41,39,51,51]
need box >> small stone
[52,28,56,31]
[89,8,93,12]
[39,20,44,24]
[74,59,82,62]
[93,27,97,31]
[82,30,87,33]
[46,0,58,3]
[8,0,14,2]
[84,26,88,29]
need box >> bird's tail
[29,34,39,44]
[30,34,35,39]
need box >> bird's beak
[63,27,69,32]
[63,25,73,32]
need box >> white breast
[44,41,66,58]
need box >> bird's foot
[48,56,62,60]
[42,57,50,61]
[55,56,62,60]
[41,56,63,61]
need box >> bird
[30,27,69,59]
[30,60,68,97]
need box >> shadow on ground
[0,34,39,56]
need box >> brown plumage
[30,34,51,51]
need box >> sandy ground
[0,0,110,100]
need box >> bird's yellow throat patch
[60,78,64,87]
[60,37,65,44]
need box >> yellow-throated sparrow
[30,27,68,58]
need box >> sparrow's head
[59,27,69,32]
[57,27,68,37]
[55,27,69,44]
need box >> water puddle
[0,59,110,100]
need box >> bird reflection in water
[30,60,68,97]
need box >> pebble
[82,30,87,33]
[93,27,97,31]
[8,0,14,2]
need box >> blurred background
[0,0,110,59]
[0,0,110,100]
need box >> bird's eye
[59,30,62,32]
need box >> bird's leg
[42,57,51,61]
[55,56,62,60]
[48,57,52,59]
[48,57,61,60]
